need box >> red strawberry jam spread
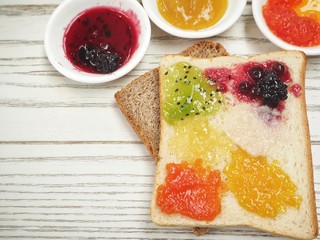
[64,7,139,74]
[263,0,320,47]
[205,61,298,110]
[156,159,223,221]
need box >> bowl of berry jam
[252,0,320,56]
[44,0,151,83]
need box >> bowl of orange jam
[253,0,320,56]
[142,0,247,38]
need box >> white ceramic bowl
[44,0,151,83]
[141,0,247,39]
[252,0,320,56]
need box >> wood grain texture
[0,0,319,239]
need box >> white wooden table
[0,1,319,239]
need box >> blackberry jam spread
[205,61,297,110]
[64,6,139,74]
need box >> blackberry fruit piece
[248,66,264,81]
[272,61,286,77]
[238,81,259,99]
[79,44,95,65]
[78,44,120,73]
[257,70,288,108]
[95,52,120,73]
[239,81,253,94]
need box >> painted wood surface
[0,1,319,239]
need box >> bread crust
[299,53,318,238]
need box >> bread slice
[152,51,318,239]
[114,41,228,162]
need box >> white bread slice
[151,51,318,239]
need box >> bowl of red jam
[142,0,247,38]
[252,0,320,56]
[44,0,151,83]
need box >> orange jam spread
[157,0,228,30]
[263,0,320,47]
[169,116,235,165]
[156,159,222,221]
[224,148,302,218]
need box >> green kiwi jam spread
[161,62,224,124]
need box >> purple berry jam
[63,6,139,74]
[205,61,292,110]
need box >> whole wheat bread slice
[152,52,318,239]
[114,41,228,162]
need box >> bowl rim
[44,0,151,84]
[252,0,320,56]
[141,0,247,39]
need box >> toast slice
[152,51,318,239]
[114,41,228,162]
